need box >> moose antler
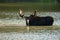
[18,9,24,18]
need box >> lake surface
[0,11,60,26]
[0,11,60,40]
[0,30,60,40]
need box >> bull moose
[18,9,54,26]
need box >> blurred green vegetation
[0,0,57,3]
[0,3,60,12]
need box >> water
[0,11,60,40]
[0,30,60,40]
[0,11,60,26]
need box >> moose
[18,9,54,26]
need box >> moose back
[28,15,54,26]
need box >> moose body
[28,15,54,26]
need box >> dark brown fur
[28,15,54,26]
